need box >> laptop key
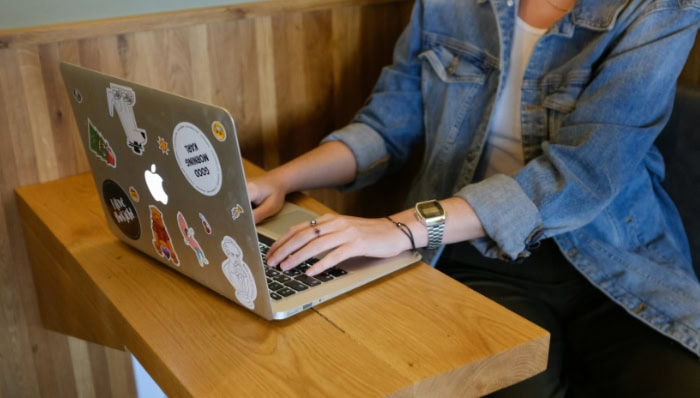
[325,268,347,277]
[273,274,292,284]
[270,292,283,301]
[295,274,322,287]
[285,280,309,292]
[267,281,284,291]
[277,287,296,297]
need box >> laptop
[60,62,421,320]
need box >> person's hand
[247,173,287,224]
[265,214,413,276]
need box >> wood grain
[1,1,412,396]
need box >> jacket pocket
[418,40,492,145]
[541,69,591,141]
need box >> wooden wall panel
[0,1,412,397]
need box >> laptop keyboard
[258,238,347,301]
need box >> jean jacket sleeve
[460,6,700,260]
[322,0,425,190]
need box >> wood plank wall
[0,1,412,396]
[1,0,697,396]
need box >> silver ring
[310,219,317,227]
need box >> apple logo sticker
[144,164,169,205]
[102,179,141,240]
[172,121,222,196]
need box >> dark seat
[655,85,700,277]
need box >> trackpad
[256,202,317,239]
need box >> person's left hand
[265,214,411,276]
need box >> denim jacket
[323,0,700,355]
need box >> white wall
[0,0,259,29]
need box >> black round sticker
[102,179,141,240]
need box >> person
[248,0,700,396]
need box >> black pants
[436,240,700,398]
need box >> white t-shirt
[478,16,546,179]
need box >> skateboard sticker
[199,213,212,234]
[149,205,180,266]
[172,122,222,196]
[128,186,140,203]
[102,179,140,240]
[176,211,209,267]
[88,119,116,167]
[211,121,227,142]
[157,136,170,155]
[231,204,244,221]
[221,236,257,309]
[107,83,147,155]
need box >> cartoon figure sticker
[157,136,170,155]
[88,119,116,167]
[231,204,244,221]
[199,213,212,234]
[107,83,147,155]
[221,236,257,309]
[102,179,140,240]
[176,212,209,267]
[149,205,180,266]
[172,121,222,196]
[211,121,227,142]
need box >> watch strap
[426,222,445,250]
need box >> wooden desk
[16,161,549,397]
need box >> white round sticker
[173,122,222,196]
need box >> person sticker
[102,179,140,240]
[176,211,209,267]
[149,205,180,266]
[172,122,222,196]
[221,236,257,309]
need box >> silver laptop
[60,62,421,320]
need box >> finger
[278,231,346,272]
[266,223,320,266]
[304,244,356,276]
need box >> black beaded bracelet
[385,216,416,251]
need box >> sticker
[211,121,226,142]
[157,136,170,155]
[88,119,116,167]
[102,179,140,240]
[221,236,257,309]
[199,213,212,234]
[107,83,147,155]
[231,204,244,221]
[176,212,209,267]
[72,88,83,104]
[172,122,222,196]
[144,164,169,205]
[149,205,180,266]
[128,186,140,203]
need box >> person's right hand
[247,173,287,224]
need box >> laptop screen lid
[60,62,421,320]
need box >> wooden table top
[15,161,549,397]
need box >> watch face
[418,200,444,219]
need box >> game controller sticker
[88,119,116,167]
[102,179,140,240]
[176,211,209,267]
[157,136,170,155]
[128,186,140,203]
[231,204,244,221]
[199,213,212,234]
[149,205,180,266]
[107,83,147,155]
[172,122,222,196]
[211,121,227,142]
[221,236,257,309]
